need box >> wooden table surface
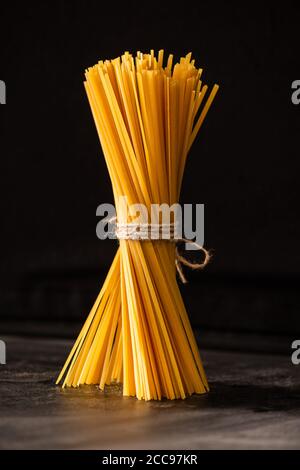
[0,335,300,450]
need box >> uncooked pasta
[57,50,219,400]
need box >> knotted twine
[110,220,211,284]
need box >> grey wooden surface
[0,336,300,450]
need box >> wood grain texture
[0,336,299,449]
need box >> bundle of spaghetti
[57,50,219,400]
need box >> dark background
[0,2,299,349]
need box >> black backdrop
[1,2,300,341]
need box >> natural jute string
[111,220,211,284]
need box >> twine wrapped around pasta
[112,219,211,284]
[56,50,219,400]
